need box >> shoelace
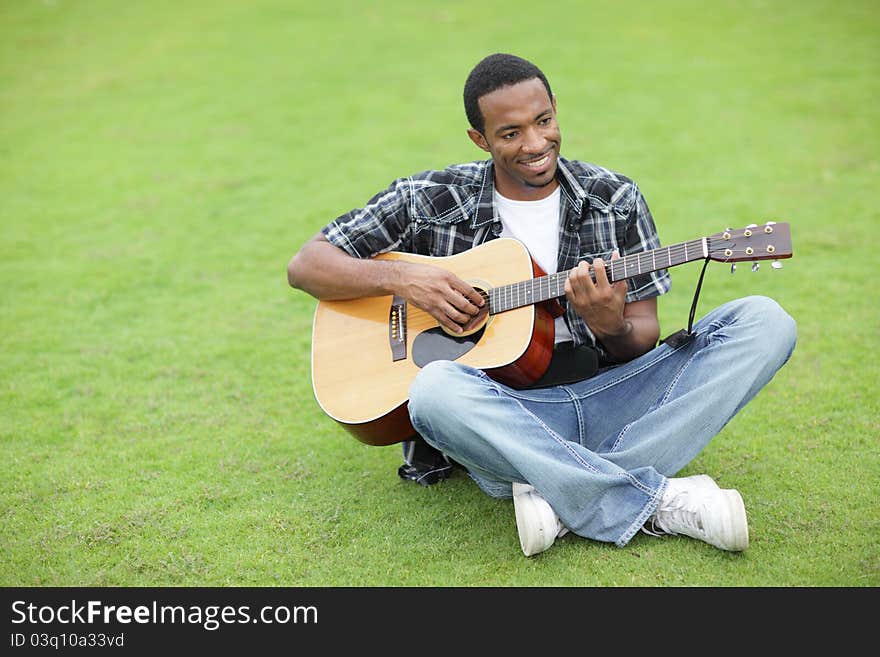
[646,491,706,537]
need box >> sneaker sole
[512,483,557,557]
[718,489,749,551]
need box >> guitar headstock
[707,222,793,265]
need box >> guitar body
[310,238,556,446]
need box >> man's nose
[521,127,544,153]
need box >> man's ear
[552,93,557,113]
[467,128,490,153]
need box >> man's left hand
[564,251,629,340]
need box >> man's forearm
[287,235,404,301]
[590,297,661,362]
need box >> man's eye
[502,132,517,140]
[539,117,551,126]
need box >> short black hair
[463,53,553,134]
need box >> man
[287,53,796,556]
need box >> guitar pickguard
[411,325,487,368]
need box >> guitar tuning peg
[766,220,777,225]
[751,262,760,272]
[746,223,758,228]
[730,263,736,274]
[771,260,783,270]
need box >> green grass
[1,0,877,586]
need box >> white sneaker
[645,475,749,551]
[512,482,569,557]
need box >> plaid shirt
[322,156,671,352]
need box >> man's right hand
[398,262,485,334]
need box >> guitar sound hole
[411,325,486,368]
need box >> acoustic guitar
[310,222,792,446]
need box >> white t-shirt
[494,187,573,344]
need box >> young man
[287,53,796,556]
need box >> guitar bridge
[388,296,407,361]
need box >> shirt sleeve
[320,177,414,259]
[622,183,672,303]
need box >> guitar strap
[660,255,711,348]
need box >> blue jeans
[408,295,797,547]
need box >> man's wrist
[599,319,632,341]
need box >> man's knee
[723,296,797,372]
[741,295,797,353]
[408,360,474,426]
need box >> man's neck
[493,171,559,202]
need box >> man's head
[463,53,561,201]
[463,53,553,134]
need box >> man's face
[468,77,561,201]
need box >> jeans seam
[659,344,702,406]
[616,478,666,547]
[505,389,575,404]
[559,384,586,446]
[609,422,632,453]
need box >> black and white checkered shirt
[321,156,671,351]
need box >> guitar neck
[489,237,708,314]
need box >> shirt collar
[470,156,588,229]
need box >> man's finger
[592,257,610,286]
[607,250,628,292]
[574,261,595,289]
[435,309,464,333]
[449,281,484,314]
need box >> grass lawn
[1,0,877,587]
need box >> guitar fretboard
[488,238,707,314]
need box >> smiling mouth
[520,152,553,170]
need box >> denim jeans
[408,295,797,547]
